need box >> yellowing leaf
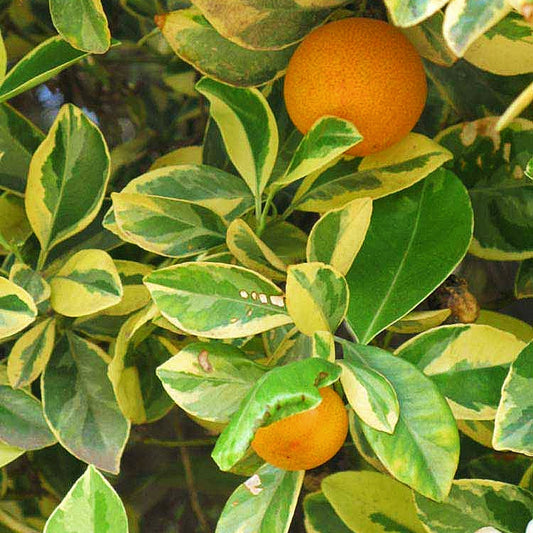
[388,309,452,334]
[149,146,203,170]
[0,277,37,339]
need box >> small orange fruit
[251,387,348,471]
[284,17,427,156]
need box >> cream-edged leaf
[0,277,37,339]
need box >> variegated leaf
[476,310,533,343]
[157,341,267,424]
[457,419,495,448]
[7,318,55,389]
[149,146,203,170]
[158,8,295,87]
[293,133,452,212]
[43,465,128,533]
[50,249,123,317]
[414,479,533,533]
[0,277,37,339]
[0,440,24,468]
[42,333,130,474]
[286,263,348,336]
[516,259,533,299]
[0,104,44,194]
[273,116,362,188]
[312,331,335,362]
[388,309,452,334]
[0,30,5,84]
[144,262,291,338]
[227,218,286,280]
[443,0,511,56]
[112,192,227,258]
[50,0,111,54]
[0,195,32,254]
[0,37,91,103]
[321,471,426,533]
[261,221,308,265]
[493,343,533,456]
[25,104,110,261]
[217,463,304,533]
[196,77,278,198]
[303,492,353,533]
[341,340,460,501]
[9,263,50,305]
[396,324,526,420]
[73,314,129,343]
[348,410,388,474]
[307,197,373,275]
[385,0,449,27]
[212,358,341,471]
[339,343,399,433]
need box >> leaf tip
[154,14,167,30]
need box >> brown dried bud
[428,275,480,323]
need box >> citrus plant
[0,1,532,532]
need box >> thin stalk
[36,249,47,272]
[136,437,217,448]
[256,187,278,237]
[0,509,40,533]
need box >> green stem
[136,437,217,448]
[0,509,40,533]
[136,27,159,47]
[256,187,278,237]
[36,249,48,272]
[382,330,394,351]
[255,194,262,226]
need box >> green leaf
[516,259,533,299]
[0,37,91,103]
[388,309,452,334]
[191,0,339,50]
[436,117,533,260]
[216,463,304,533]
[9,263,50,305]
[112,192,227,258]
[0,104,44,194]
[159,8,296,87]
[303,492,353,533]
[476,310,533,343]
[312,331,335,362]
[50,249,123,317]
[42,333,130,474]
[397,324,526,420]
[0,195,32,254]
[109,164,254,222]
[0,440,24,469]
[293,133,452,212]
[307,197,373,275]
[196,77,278,199]
[493,343,533,455]
[0,371,56,450]
[157,341,266,424]
[212,358,341,471]
[443,0,511,56]
[414,479,533,533]
[25,104,110,258]
[43,465,128,533]
[226,218,286,280]
[286,263,348,336]
[273,116,362,188]
[340,340,460,501]
[456,419,495,448]
[144,262,291,338]
[149,145,203,170]
[0,30,5,84]
[7,318,55,389]
[321,471,426,533]
[0,276,37,339]
[261,221,308,265]
[345,169,473,344]
[50,0,111,54]
[348,410,388,473]
[338,343,399,434]
[384,0,449,27]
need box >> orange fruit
[251,387,348,471]
[284,17,427,156]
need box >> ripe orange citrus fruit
[251,387,348,471]
[284,17,427,156]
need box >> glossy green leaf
[414,479,533,533]
[50,0,111,54]
[307,197,373,275]
[43,465,128,533]
[493,343,533,455]
[338,343,399,434]
[216,463,304,533]
[476,310,533,343]
[159,8,295,87]
[436,117,533,260]
[7,318,55,389]
[25,104,110,258]
[384,0,448,27]
[196,77,278,198]
[0,276,37,339]
[321,471,426,533]
[9,263,50,305]
[516,259,533,299]
[0,37,91,103]
[212,358,341,471]
[303,492,353,533]
[42,333,130,474]
[286,263,348,336]
[157,341,267,424]
[0,195,32,254]
[293,133,452,212]
[50,249,123,317]
[145,262,291,338]
[273,116,362,188]
[345,169,473,344]
[388,309,452,334]
[0,104,44,194]
[340,340,460,501]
